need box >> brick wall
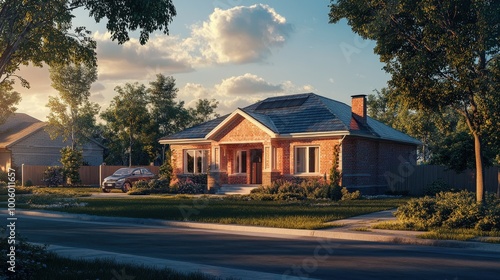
[341,136,416,187]
[213,115,271,143]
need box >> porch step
[216,184,260,195]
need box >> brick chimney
[351,94,367,124]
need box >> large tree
[101,83,153,166]
[46,62,99,184]
[330,0,500,202]
[46,63,99,149]
[0,0,176,124]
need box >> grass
[38,195,407,229]
[373,221,500,242]
[417,228,500,242]
[11,251,236,280]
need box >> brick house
[0,113,104,171]
[159,93,420,192]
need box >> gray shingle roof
[159,93,421,145]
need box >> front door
[250,149,262,184]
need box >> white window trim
[294,146,320,175]
[234,150,247,174]
[184,149,209,174]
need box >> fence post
[21,164,24,187]
[99,165,102,187]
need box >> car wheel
[102,188,111,193]
[122,182,132,193]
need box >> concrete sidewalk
[6,208,500,252]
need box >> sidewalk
[7,208,500,252]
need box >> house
[159,93,421,193]
[0,113,104,172]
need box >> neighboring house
[159,93,421,192]
[0,113,104,172]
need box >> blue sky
[15,0,390,121]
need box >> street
[8,214,500,280]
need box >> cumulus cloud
[215,73,283,95]
[91,5,292,81]
[189,4,293,64]
[179,73,312,115]
[94,32,195,81]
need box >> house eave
[159,138,211,145]
[277,131,350,139]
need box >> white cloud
[189,4,293,64]
[215,73,283,95]
[179,73,312,115]
[94,32,195,81]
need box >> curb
[4,209,500,253]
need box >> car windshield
[113,168,133,176]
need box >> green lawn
[46,196,407,229]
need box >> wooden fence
[386,165,499,196]
[21,165,160,186]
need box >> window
[295,146,319,174]
[185,150,209,174]
[235,150,247,173]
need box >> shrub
[395,190,500,231]
[176,177,205,194]
[24,180,33,187]
[250,178,361,201]
[159,149,173,183]
[341,187,361,201]
[1,227,49,279]
[60,147,83,185]
[42,166,64,187]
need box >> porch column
[208,145,221,191]
[262,145,273,186]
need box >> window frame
[234,150,247,174]
[184,149,209,174]
[294,146,320,174]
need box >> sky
[13,0,390,122]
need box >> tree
[188,98,220,127]
[101,83,153,166]
[0,79,20,124]
[46,63,99,149]
[330,0,500,202]
[0,0,176,123]
[0,0,176,80]
[60,146,83,185]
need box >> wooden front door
[250,149,262,184]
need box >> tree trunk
[473,132,485,203]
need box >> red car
[101,167,156,193]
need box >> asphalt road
[9,215,500,280]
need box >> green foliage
[24,180,33,187]
[250,178,362,201]
[0,80,21,125]
[330,0,500,201]
[329,144,341,186]
[159,149,174,183]
[0,0,176,85]
[1,228,49,279]
[60,147,83,185]
[42,166,65,187]
[46,63,100,149]
[395,191,500,231]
